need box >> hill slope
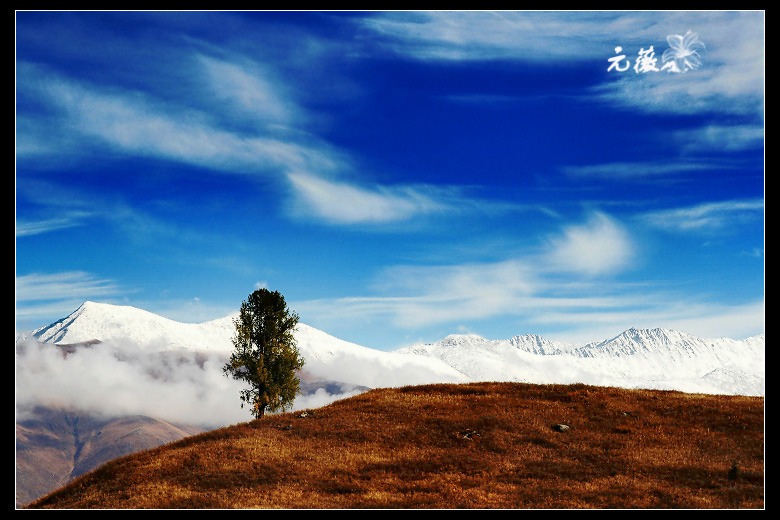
[15,406,204,507]
[27,382,764,509]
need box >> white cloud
[591,13,764,118]
[361,11,764,119]
[296,280,764,348]
[360,11,659,62]
[640,199,764,233]
[673,124,764,153]
[293,260,538,331]
[285,170,529,226]
[17,62,338,178]
[15,338,248,428]
[13,329,458,428]
[544,212,635,277]
[16,271,122,304]
[195,53,299,131]
[295,212,639,332]
[18,61,518,231]
[382,260,536,327]
[561,160,723,181]
[286,171,453,224]
[15,211,92,237]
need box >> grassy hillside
[27,382,764,509]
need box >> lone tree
[223,288,305,419]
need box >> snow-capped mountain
[22,301,764,396]
[29,301,237,354]
[25,301,470,389]
[398,327,765,396]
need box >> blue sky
[15,11,764,349]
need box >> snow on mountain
[398,327,765,396]
[30,301,236,354]
[23,301,764,397]
[294,323,470,388]
[26,301,470,389]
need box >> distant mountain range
[15,301,764,506]
[398,327,765,397]
[22,300,764,397]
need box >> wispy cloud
[591,14,764,118]
[15,177,211,248]
[16,271,122,303]
[360,11,658,62]
[673,124,764,153]
[361,11,764,119]
[561,160,726,182]
[295,207,761,343]
[195,53,301,132]
[296,212,638,334]
[640,198,764,233]
[297,274,764,346]
[18,56,516,230]
[17,62,339,179]
[286,172,460,224]
[379,259,537,327]
[15,211,92,237]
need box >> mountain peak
[441,333,487,343]
[31,301,237,352]
[610,327,694,344]
[75,300,111,312]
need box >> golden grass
[27,382,764,509]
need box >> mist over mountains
[15,301,763,433]
[16,301,471,429]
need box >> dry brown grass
[27,382,764,509]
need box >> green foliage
[223,288,305,419]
